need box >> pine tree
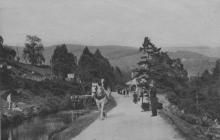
[135,37,188,90]
[51,44,77,79]
[213,59,220,79]
[78,47,118,89]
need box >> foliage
[169,59,220,120]
[135,37,188,89]
[0,64,14,88]
[0,36,16,60]
[51,44,77,79]
[23,35,45,65]
[93,49,116,88]
[135,37,220,121]
[78,47,122,89]
[212,59,220,79]
[78,47,97,82]
[0,35,3,46]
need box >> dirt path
[72,93,185,140]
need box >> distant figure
[126,89,129,96]
[133,92,138,104]
[117,89,120,94]
[149,80,157,117]
[119,89,122,95]
[7,93,12,110]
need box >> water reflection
[2,110,82,140]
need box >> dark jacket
[150,87,157,108]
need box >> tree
[0,64,13,88]
[0,36,4,57]
[115,66,122,76]
[94,49,116,88]
[0,35,3,48]
[0,36,16,60]
[23,35,45,65]
[135,37,188,90]
[78,47,118,89]
[78,47,95,67]
[213,59,220,79]
[51,44,77,79]
[78,47,97,82]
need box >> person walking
[126,89,129,97]
[7,93,12,110]
[133,91,138,104]
[149,80,157,117]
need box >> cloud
[1,0,220,47]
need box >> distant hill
[167,51,217,76]
[164,46,220,58]
[13,45,219,76]
[42,44,138,63]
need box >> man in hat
[149,80,157,116]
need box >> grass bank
[0,77,85,129]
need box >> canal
[1,110,85,140]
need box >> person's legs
[153,109,157,116]
[8,101,11,110]
[151,106,157,116]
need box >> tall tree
[94,49,116,88]
[23,35,45,65]
[78,47,97,82]
[0,36,4,58]
[0,35,3,48]
[135,37,188,89]
[51,44,77,79]
[78,47,118,88]
[213,59,220,79]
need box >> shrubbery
[136,37,220,123]
[167,59,220,121]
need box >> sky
[1,0,220,47]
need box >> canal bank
[50,95,117,140]
[1,95,116,140]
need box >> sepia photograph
[1,0,220,140]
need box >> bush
[53,88,65,96]
[180,114,200,125]
[167,92,179,105]
[45,96,62,112]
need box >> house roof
[126,78,137,86]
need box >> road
[72,93,185,140]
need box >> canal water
[1,110,85,140]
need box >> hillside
[43,44,138,64]
[168,51,217,76]
[164,46,220,58]
[14,45,218,76]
